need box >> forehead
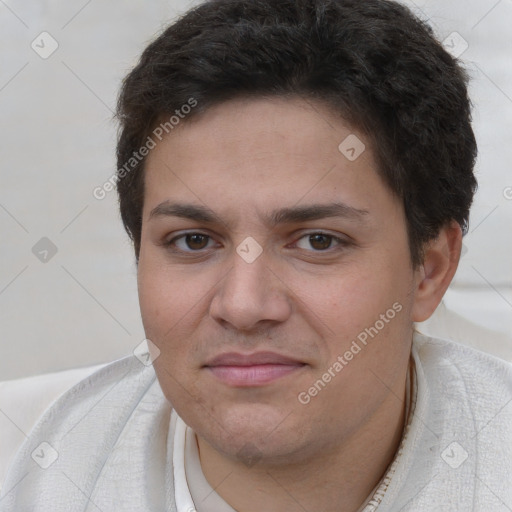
[149,96,367,166]
[142,96,396,224]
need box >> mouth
[204,351,307,387]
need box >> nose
[209,251,292,332]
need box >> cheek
[137,262,205,405]
[294,255,413,369]
[138,253,202,328]
[296,262,402,332]
[138,268,171,332]
[136,255,216,376]
[137,258,193,362]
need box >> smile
[204,351,307,387]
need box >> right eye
[166,232,217,252]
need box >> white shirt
[1,331,511,511]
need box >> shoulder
[381,333,512,510]
[0,356,159,494]
[402,332,512,509]
[0,363,102,490]
[413,330,512,393]
[412,331,512,430]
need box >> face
[138,97,418,466]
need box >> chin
[195,403,316,466]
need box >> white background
[0,0,511,380]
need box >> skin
[137,96,462,512]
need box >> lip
[204,351,306,387]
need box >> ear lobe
[411,221,462,322]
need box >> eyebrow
[149,202,222,223]
[267,202,369,226]
[148,201,369,226]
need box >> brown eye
[185,233,210,250]
[167,232,215,252]
[308,234,333,250]
[293,232,347,253]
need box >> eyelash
[164,231,349,254]
[165,232,219,253]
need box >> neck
[196,367,409,512]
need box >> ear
[412,220,462,322]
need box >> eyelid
[289,231,351,251]
[161,229,351,254]
[164,230,221,252]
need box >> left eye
[294,233,343,251]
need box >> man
[1,0,511,510]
